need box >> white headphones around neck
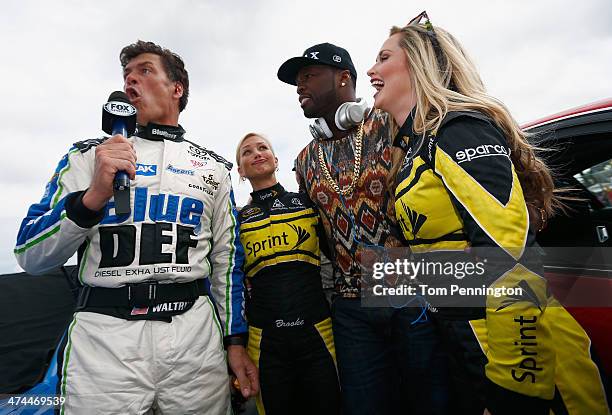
[309,98,370,140]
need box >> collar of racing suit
[392,108,418,152]
[250,182,286,204]
[135,123,186,142]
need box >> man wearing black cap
[278,43,359,135]
[278,44,446,414]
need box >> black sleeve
[432,116,530,260]
[65,190,106,228]
[223,333,248,348]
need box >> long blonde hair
[387,24,559,227]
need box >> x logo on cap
[308,52,319,59]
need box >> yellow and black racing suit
[394,111,609,414]
[239,183,339,414]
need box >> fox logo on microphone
[103,101,137,117]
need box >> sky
[1,0,611,273]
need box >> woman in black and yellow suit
[366,12,609,415]
[236,132,340,415]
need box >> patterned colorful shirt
[295,110,403,297]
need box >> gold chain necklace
[317,120,364,196]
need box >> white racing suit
[15,123,246,414]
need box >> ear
[237,164,243,177]
[274,156,279,168]
[338,70,351,87]
[174,82,184,99]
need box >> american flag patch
[130,307,149,316]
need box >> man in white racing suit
[14,40,258,414]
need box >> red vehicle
[523,99,612,389]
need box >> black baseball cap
[277,43,357,86]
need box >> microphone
[102,91,137,215]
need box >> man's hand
[82,135,137,211]
[227,345,259,398]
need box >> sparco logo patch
[103,101,136,117]
[455,144,510,164]
[136,164,157,176]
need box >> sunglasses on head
[406,11,456,91]
[408,10,434,32]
